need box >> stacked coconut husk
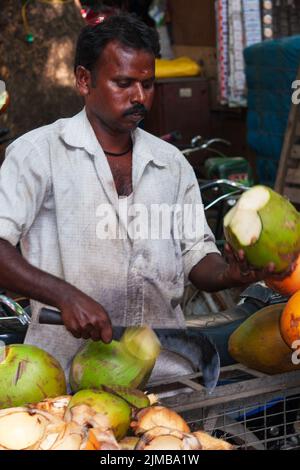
[0,393,233,451]
[0,323,232,450]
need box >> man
[0,14,281,372]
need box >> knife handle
[39,308,63,325]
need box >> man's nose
[131,83,146,104]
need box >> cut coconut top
[237,185,270,211]
[223,186,270,246]
[225,209,262,246]
[121,326,161,362]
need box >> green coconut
[224,185,300,272]
[98,385,150,409]
[0,344,66,409]
[66,389,131,440]
[69,326,161,393]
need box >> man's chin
[124,118,144,131]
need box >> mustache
[123,104,147,117]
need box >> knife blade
[38,307,220,391]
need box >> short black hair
[74,13,160,75]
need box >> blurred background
[2,1,300,187]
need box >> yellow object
[155,57,201,79]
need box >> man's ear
[75,66,92,97]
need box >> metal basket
[147,365,300,450]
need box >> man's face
[77,40,155,133]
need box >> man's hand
[59,289,112,343]
[189,248,296,293]
[223,243,295,286]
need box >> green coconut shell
[69,339,155,393]
[228,304,300,374]
[98,385,150,409]
[68,389,131,440]
[0,344,66,409]
[224,186,300,272]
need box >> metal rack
[148,365,300,450]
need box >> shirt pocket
[135,238,184,286]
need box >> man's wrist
[216,265,232,290]
[46,279,77,311]
[216,263,245,290]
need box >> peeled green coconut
[223,185,300,272]
[0,344,66,409]
[66,389,131,440]
[70,326,161,393]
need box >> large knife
[38,307,220,391]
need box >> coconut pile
[0,395,233,451]
[0,326,233,451]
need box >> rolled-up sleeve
[178,161,220,283]
[0,139,50,246]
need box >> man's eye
[117,81,131,88]
[143,81,154,90]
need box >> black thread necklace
[103,143,132,157]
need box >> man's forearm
[0,239,75,309]
[189,253,239,292]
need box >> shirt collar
[60,107,100,156]
[61,107,167,168]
